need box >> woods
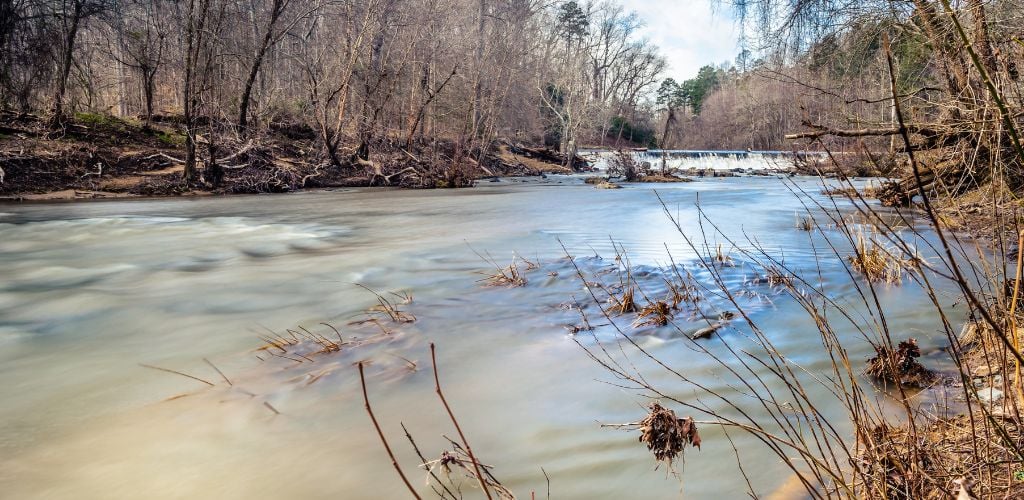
[0,0,667,191]
[4,0,1024,192]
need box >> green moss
[156,131,186,147]
[74,112,122,127]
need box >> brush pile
[859,415,1024,499]
[866,338,936,388]
[638,401,701,468]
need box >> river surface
[0,174,964,499]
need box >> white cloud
[623,0,739,79]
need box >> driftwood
[505,141,589,170]
[360,156,419,186]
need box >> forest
[2,0,1024,197]
[0,0,673,193]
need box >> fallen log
[784,121,945,141]
[505,141,589,170]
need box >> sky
[624,1,740,80]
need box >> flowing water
[0,168,964,499]
[584,150,822,172]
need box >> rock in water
[691,322,723,340]
[977,387,1004,404]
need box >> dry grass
[796,214,815,231]
[847,228,911,284]
[747,265,794,288]
[419,445,515,500]
[713,243,735,267]
[860,416,1024,500]
[634,300,672,327]
[765,266,794,287]
[608,286,637,314]
[353,284,416,324]
[477,260,528,286]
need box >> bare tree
[49,0,107,127]
[182,0,226,184]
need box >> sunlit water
[0,173,966,499]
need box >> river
[0,171,962,499]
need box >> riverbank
[0,111,582,201]
[818,176,1024,497]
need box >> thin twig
[359,362,423,500]
[430,343,493,500]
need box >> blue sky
[624,1,740,79]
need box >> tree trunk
[471,0,486,137]
[238,0,285,133]
[660,107,677,174]
[912,0,970,101]
[142,66,155,127]
[50,1,83,128]
[237,42,270,132]
[183,0,204,185]
[967,0,998,76]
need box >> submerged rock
[691,322,723,340]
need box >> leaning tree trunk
[237,48,268,132]
[237,0,285,133]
